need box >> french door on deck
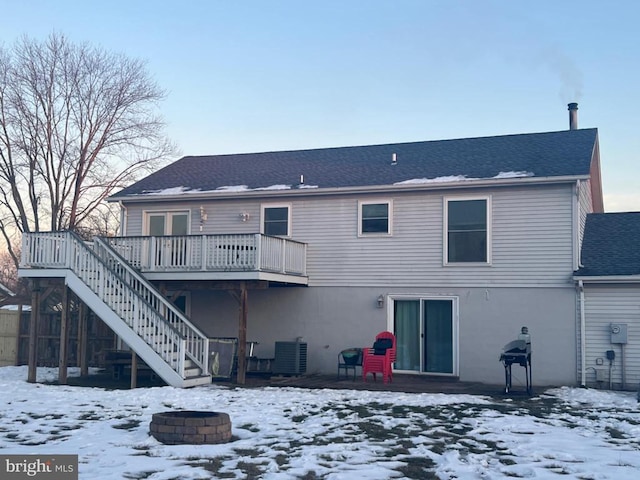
[393,298,457,375]
[145,211,189,268]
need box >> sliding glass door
[393,297,457,375]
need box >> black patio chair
[337,348,363,380]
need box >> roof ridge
[183,128,599,159]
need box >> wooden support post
[236,282,248,385]
[27,280,40,383]
[130,351,138,389]
[58,286,70,384]
[15,304,23,365]
[78,302,89,377]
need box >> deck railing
[20,231,209,378]
[104,234,307,276]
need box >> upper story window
[359,200,392,236]
[145,211,189,236]
[262,204,290,236]
[444,197,490,264]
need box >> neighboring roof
[111,128,598,199]
[576,212,640,277]
[0,282,15,297]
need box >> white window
[262,204,291,236]
[358,200,392,236]
[444,196,490,264]
[144,211,190,236]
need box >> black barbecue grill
[499,338,532,394]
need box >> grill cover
[500,340,531,367]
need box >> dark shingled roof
[113,128,598,197]
[576,212,640,277]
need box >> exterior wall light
[239,212,250,222]
[376,294,385,308]
[199,206,207,231]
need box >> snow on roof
[493,171,534,179]
[394,175,474,185]
[137,172,541,197]
[111,129,598,199]
[0,282,15,296]
[0,304,31,311]
[142,186,204,195]
[253,184,291,191]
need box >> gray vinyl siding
[124,199,262,236]
[122,183,575,287]
[300,184,574,287]
[582,284,640,390]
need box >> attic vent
[391,153,397,165]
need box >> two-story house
[19,107,612,389]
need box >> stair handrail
[92,235,210,373]
[21,231,209,376]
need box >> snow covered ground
[1,366,639,479]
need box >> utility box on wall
[610,323,628,344]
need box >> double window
[358,200,392,236]
[445,197,490,264]
[262,204,291,236]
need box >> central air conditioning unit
[273,341,307,375]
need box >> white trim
[118,201,128,237]
[387,293,459,377]
[260,203,292,237]
[109,174,591,203]
[443,195,492,266]
[573,275,640,284]
[572,180,580,271]
[579,280,586,387]
[357,199,393,237]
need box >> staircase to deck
[19,231,211,388]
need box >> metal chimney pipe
[568,102,578,130]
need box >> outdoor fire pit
[149,411,232,444]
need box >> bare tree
[0,33,174,267]
[0,244,28,300]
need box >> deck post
[27,280,41,383]
[130,351,138,389]
[58,285,70,384]
[236,282,248,385]
[78,302,89,376]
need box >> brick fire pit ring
[150,411,232,445]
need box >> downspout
[579,280,586,387]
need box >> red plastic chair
[362,331,396,383]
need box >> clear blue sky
[2,0,638,211]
